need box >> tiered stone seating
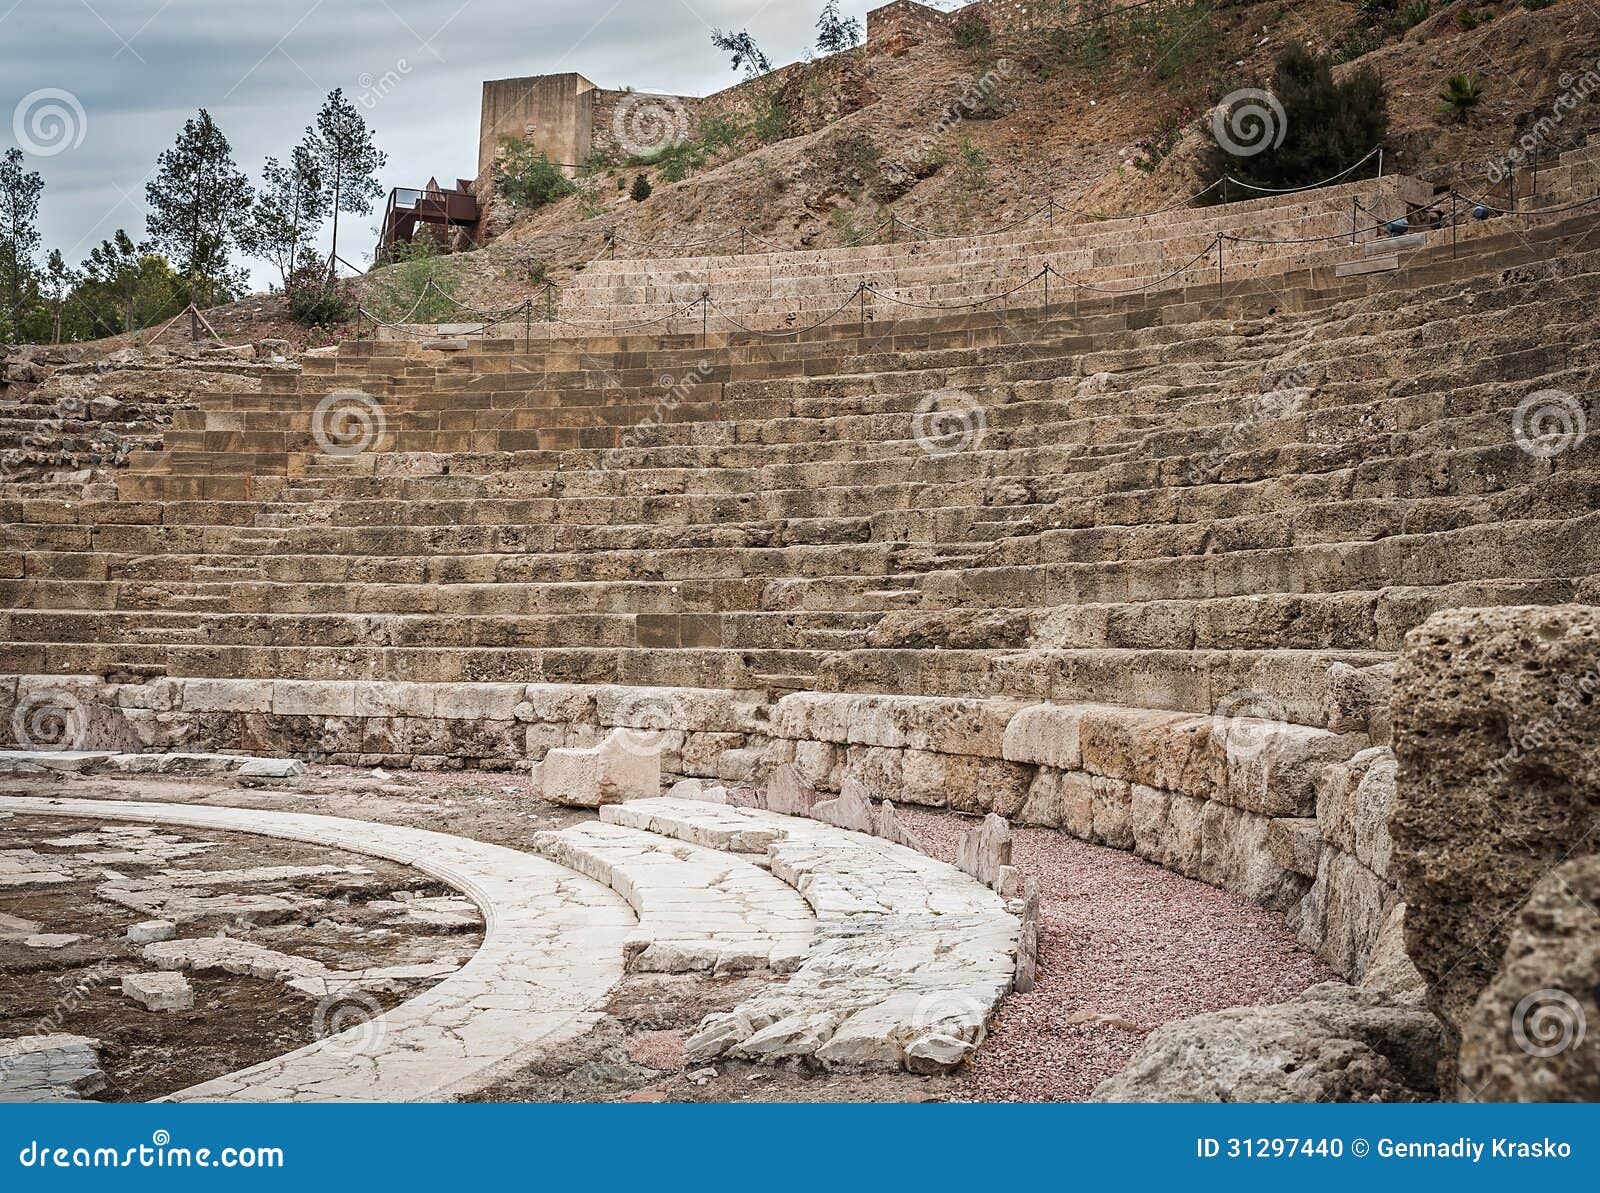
[557,176,1431,331]
[4,207,1594,725]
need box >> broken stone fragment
[956,813,1012,890]
[126,919,177,944]
[874,799,925,853]
[122,971,195,1013]
[811,776,874,833]
[0,1034,106,1101]
[762,763,819,817]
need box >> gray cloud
[2,0,860,288]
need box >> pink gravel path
[897,807,1336,1102]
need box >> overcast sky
[2,0,913,290]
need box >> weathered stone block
[1001,703,1084,769]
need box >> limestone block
[1458,857,1600,1101]
[715,746,764,784]
[1291,848,1388,981]
[1325,661,1395,741]
[122,971,194,1013]
[539,728,662,808]
[679,732,746,777]
[352,683,435,718]
[433,683,524,721]
[1222,723,1364,818]
[1266,817,1322,878]
[113,679,179,712]
[901,749,1031,816]
[182,678,273,714]
[1017,768,1089,837]
[271,681,357,718]
[792,738,840,788]
[0,1035,105,1101]
[1001,703,1084,769]
[1392,606,1600,1069]
[1129,784,1171,862]
[127,920,176,944]
[237,758,307,780]
[521,683,598,724]
[1089,775,1134,850]
[846,694,1022,756]
[772,692,852,743]
[1359,902,1426,1000]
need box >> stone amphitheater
[1,143,1598,1104]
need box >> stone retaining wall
[1,673,1397,981]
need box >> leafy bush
[1201,42,1388,199]
[630,174,653,202]
[749,92,791,144]
[698,113,748,151]
[493,139,577,210]
[285,261,357,327]
[952,11,993,50]
[364,239,461,324]
[954,135,989,192]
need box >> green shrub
[954,135,989,192]
[698,113,748,151]
[493,139,577,210]
[1201,42,1388,199]
[749,92,791,144]
[364,239,461,324]
[952,11,992,50]
[630,174,653,202]
[285,261,358,327]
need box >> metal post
[1043,267,1051,318]
[524,302,531,351]
[701,296,709,351]
[1510,172,1518,213]
[1532,145,1539,200]
[859,284,867,337]
[1451,191,1458,260]
[1351,197,1358,244]
[741,228,748,254]
[1216,235,1225,299]
[1048,200,1055,229]
[888,214,896,245]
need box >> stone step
[530,819,814,974]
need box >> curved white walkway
[0,796,634,1103]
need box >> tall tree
[249,141,328,287]
[144,110,254,308]
[0,148,44,343]
[711,29,773,78]
[308,89,386,273]
[81,231,146,335]
[816,2,862,54]
[42,249,78,344]
[77,233,185,337]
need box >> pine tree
[309,89,386,273]
[144,110,255,308]
[816,2,862,54]
[78,232,184,336]
[0,148,44,343]
[249,141,329,287]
